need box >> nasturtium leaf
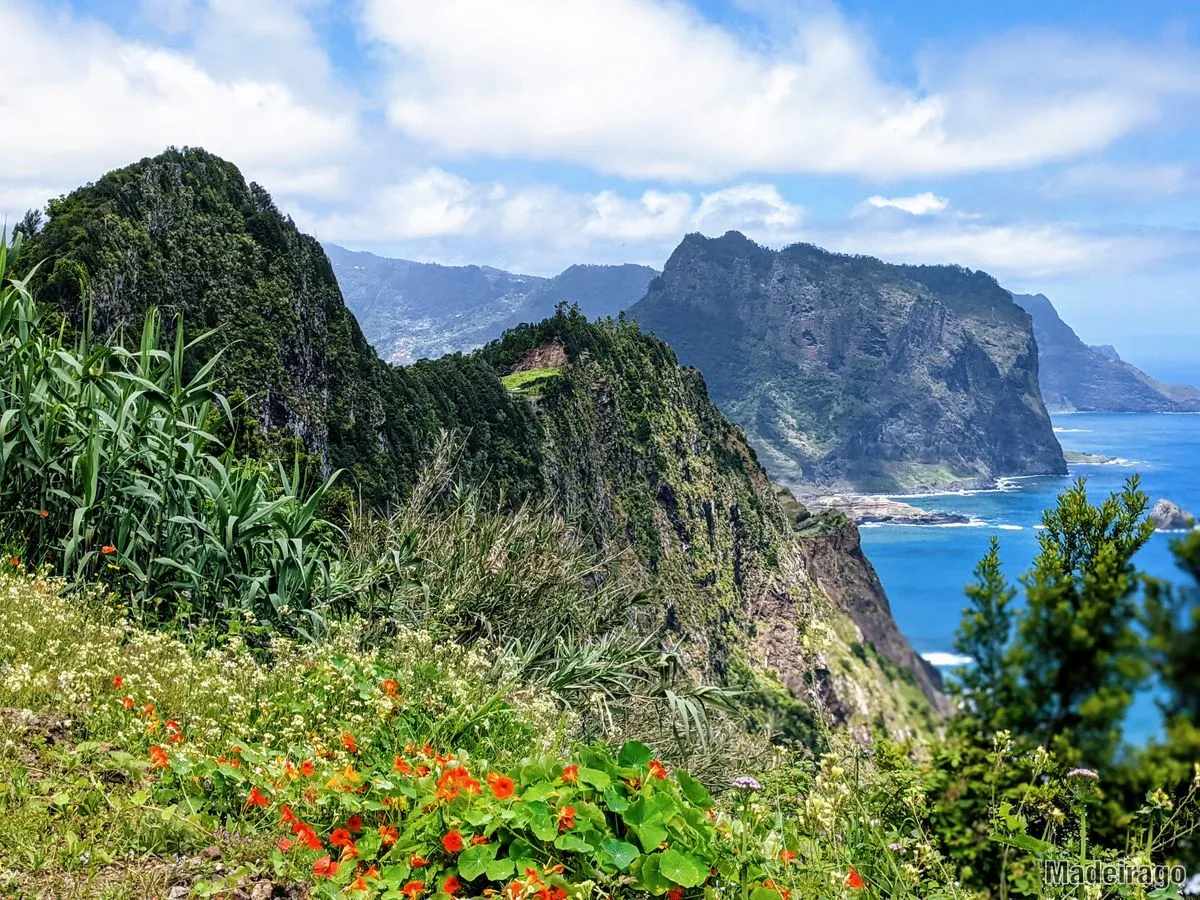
[632,852,674,894]
[554,833,594,852]
[485,857,516,880]
[659,848,707,887]
[457,842,499,880]
[599,838,641,870]
[603,786,630,812]
[635,820,668,852]
[749,889,784,900]
[618,741,654,767]
[676,770,713,807]
[578,767,612,789]
[522,781,558,802]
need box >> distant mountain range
[325,244,657,363]
[1012,293,1200,413]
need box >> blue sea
[860,412,1200,745]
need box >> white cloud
[1050,161,1198,200]
[865,192,949,215]
[0,0,355,220]
[361,0,1200,181]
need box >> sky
[4,0,1200,377]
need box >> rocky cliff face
[482,312,944,740]
[1013,293,1200,413]
[327,243,656,364]
[628,232,1066,493]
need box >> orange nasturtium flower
[556,805,576,831]
[780,849,797,863]
[410,854,428,868]
[382,678,401,698]
[300,759,315,776]
[149,746,169,769]
[350,875,370,892]
[401,881,425,899]
[668,889,684,900]
[100,544,116,555]
[648,760,668,780]
[442,830,464,853]
[341,731,358,754]
[379,824,399,847]
[312,856,338,878]
[111,674,124,689]
[121,696,135,710]
[471,834,490,846]
[293,823,322,851]
[330,828,355,849]
[246,786,269,808]
[394,756,412,774]
[442,874,462,896]
[39,509,48,518]
[487,772,516,800]
[561,764,579,783]
[846,868,865,889]
[346,814,363,833]
[278,837,293,852]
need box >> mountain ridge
[1012,292,1200,413]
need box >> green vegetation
[501,367,563,393]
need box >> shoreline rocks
[1150,499,1196,532]
[805,494,972,526]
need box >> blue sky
[5,0,1200,377]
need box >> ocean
[859,412,1200,745]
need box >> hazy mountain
[326,244,657,363]
[628,231,1066,494]
[1013,293,1200,413]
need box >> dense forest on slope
[1013,292,1200,412]
[16,149,544,508]
[327,242,657,363]
[629,232,1066,493]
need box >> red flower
[394,756,412,774]
[330,828,355,848]
[280,805,298,826]
[39,509,48,518]
[470,834,490,846]
[401,882,424,899]
[668,889,684,900]
[312,856,338,878]
[648,760,668,780]
[556,805,576,831]
[300,760,315,776]
[410,854,428,868]
[437,765,481,801]
[442,830,464,853]
[7,556,18,568]
[442,875,462,896]
[278,837,293,852]
[846,867,865,889]
[346,814,363,833]
[246,786,269,808]
[561,764,579,783]
[379,824,398,847]
[780,849,796,863]
[487,771,516,799]
[149,746,169,769]
[121,696,134,710]
[296,824,322,851]
[100,544,116,555]
[111,674,124,689]
[341,731,358,754]
[382,678,401,697]
[350,876,369,892]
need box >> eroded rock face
[1151,499,1197,531]
[629,231,1066,494]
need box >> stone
[1151,499,1196,531]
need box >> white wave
[922,652,974,667]
[996,524,1023,531]
[1053,427,1091,433]
[859,517,988,529]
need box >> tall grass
[0,235,342,637]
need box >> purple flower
[731,775,762,791]
[1066,767,1100,781]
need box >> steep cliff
[629,232,1066,493]
[481,311,944,738]
[1013,293,1200,413]
[327,243,656,364]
